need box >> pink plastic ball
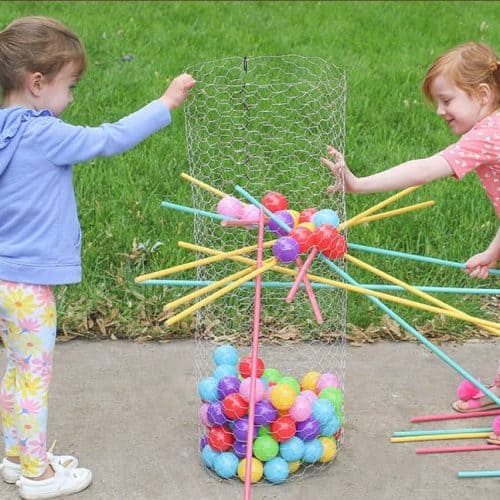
[240,204,261,223]
[316,373,340,392]
[199,402,212,427]
[301,390,319,403]
[239,377,265,403]
[289,394,313,422]
[217,196,244,218]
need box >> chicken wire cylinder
[183,55,348,483]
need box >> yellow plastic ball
[288,460,301,474]
[270,383,296,411]
[318,436,337,462]
[301,371,321,392]
[237,457,263,483]
[287,209,300,226]
[297,222,315,232]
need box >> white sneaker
[0,453,78,484]
[18,464,92,499]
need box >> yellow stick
[180,172,227,198]
[339,185,421,231]
[178,241,500,331]
[134,241,275,282]
[165,258,277,327]
[390,432,490,443]
[344,253,500,337]
[164,264,257,311]
[350,201,435,227]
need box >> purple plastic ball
[217,376,241,400]
[254,400,279,426]
[272,237,300,263]
[232,417,258,442]
[267,210,294,236]
[296,416,321,441]
[232,440,248,458]
[200,434,209,451]
[207,401,229,426]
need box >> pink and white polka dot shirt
[440,110,500,217]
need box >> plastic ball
[201,444,220,469]
[280,376,301,395]
[262,192,288,212]
[240,204,261,223]
[239,377,265,402]
[263,457,289,484]
[288,460,301,474]
[319,387,344,413]
[270,384,297,412]
[272,237,300,263]
[198,377,219,402]
[237,458,263,483]
[289,394,313,422]
[217,376,241,400]
[312,399,335,425]
[232,417,257,442]
[312,224,343,259]
[199,402,212,427]
[253,435,279,461]
[312,208,340,228]
[320,414,340,436]
[213,451,239,479]
[258,425,271,437]
[302,438,323,464]
[279,436,305,462]
[232,440,248,458]
[456,379,481,401]
[321,232,347,260]
[208,425,234,452]
[200,434,209,450]
[267,210,295,236]
[214,363,238,380]
[239,355,265,379]
[299,208,317,223]
[207,401,229,426]
[493,416,500,434]
[288,226,314,253]
[287,209,300,225]
[270,415,296,442]
[213,345,239,366]
[254,400,279,426]
[216,196,244,219]
[301,371,321,392]
[222,393,248,420]
[318,436,337,462]
[296,416,321,441]
[262,368,282,385]
[297,221,315,232]
[301,389,319,403]
[316,372,340,392]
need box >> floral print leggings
[0,279,56,478]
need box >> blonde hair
[0,16,86,95]
[422,42,500,109]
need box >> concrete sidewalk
[0,339,499,500]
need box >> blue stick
[235,184,500,406]
[458,470,500,478]
[161,200,238,222]
[349,242,500,276]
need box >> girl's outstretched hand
[320,145,358,194]
[161,73,196,110]
[463,249,497,280]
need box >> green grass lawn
[1,1,498,340]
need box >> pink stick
[411,409,500,423]
[416,444,500,454]
[244,208,265,500]
[286,247,318,303]
[294,256,323,324]
[221,219,267,227]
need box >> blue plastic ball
[312,399,335,425]
[213,345,239,366]
[320,414,340,436]
[264,457,289,484]
[312,209,339,228]
[198,377,219,402]
[279,436,305,462]
[213,451,239,479]
[302,439,323,464]
[201,445,220,469]
[214,363,239,379]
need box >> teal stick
[348,242,500,276]
[161,200,237,222]
[234,184,500,407]
[393,427,492,437]
[458,470,500,478]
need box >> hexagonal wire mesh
[183,55,348,483]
